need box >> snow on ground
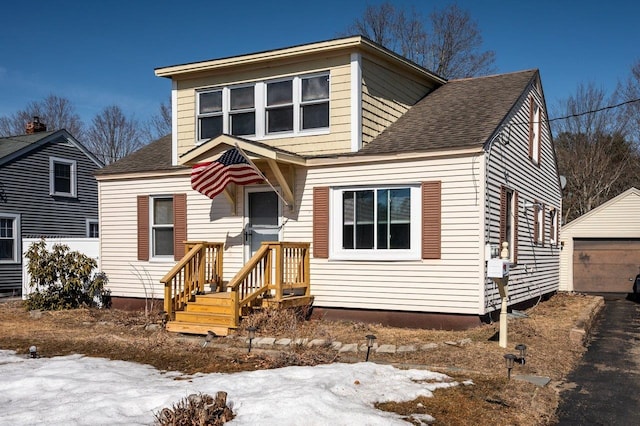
[0,350,457,425]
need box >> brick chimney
[26,116,47,134]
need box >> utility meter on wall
[487,258,510,278]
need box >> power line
[548,97,640,123]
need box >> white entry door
[245,188,281,259]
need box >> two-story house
[0,120,103,297]
[95,36,562,334]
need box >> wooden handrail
[227,242,310,327]
[161,241,224,319]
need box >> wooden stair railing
[227,241,311,328]
[160,241,224,320]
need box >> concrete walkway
[556,295,640,425]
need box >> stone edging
[569,296,605,346]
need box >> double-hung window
[529,97,541,164]
[0,214,19,263]
[534,203,545,245]
[86,219,99,238]
[196,72,330,142]
[266,74,329,134]
[49,157,77,197]
[266,79,294,133]
[198,90,223,140]
[151,197,174,258]
[549,207,558,246]
[301,74,330,129]
[197,86,256,141]
[500,186,518,263]
[332,186,420,260]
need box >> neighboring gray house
[0,120,103,296]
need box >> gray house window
[49,157,77,197]
[0,214,20,263]
[86,219,99,238]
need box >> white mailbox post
[487,243,510,348]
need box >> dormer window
[198,90,223,139]
[197,72,329,142]
[266,80,294,133]
[198,86,255,141]
[301,75,330,129]
[229,86,255,136]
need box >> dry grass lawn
[0,292,599,425]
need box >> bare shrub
[241,305,311,336]
[154,392,234,426]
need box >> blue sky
[0,0,638,128]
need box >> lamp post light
[515,343,527,365]
[365,334,376,362]
[503,353,516,380]
[247,326,257,353]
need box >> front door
[245,188,281,259]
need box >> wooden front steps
[162,241,312,337]
[166,293,235,336]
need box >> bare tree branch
[343,2,495,79]
[85,105,144,165]
[0,94,83,137]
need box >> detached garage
[560,187,640,293]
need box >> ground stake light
[504,353,516,380]
[515,343,527,364]
[159,311,168,328]
[29,345,37,359]
[247,326,257,353]
[365,334,376,362]
[203,330,216,348]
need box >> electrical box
[484,243,499,260]
[487,258,510,278]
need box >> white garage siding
[559,188,640,292]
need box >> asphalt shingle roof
[0,131,56,160]
[95,134,183,175]
[359,69,538,155]
[96,70,537,174]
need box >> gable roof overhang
[181,134,307,207]
[154,36,446,85]
[562,187,640,231]
[0,130,103,168]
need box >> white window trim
[536,204,545,245]
[49,156,77,197]
[85,218,99,238]
[330,185,421,261]
[0,213,20,264]
[549,207,558,245]
[150,195,174,261]
[196,71,330,143]
[531,100,541,164]
[504,188,517,264]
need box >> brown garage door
[573,239,640,293]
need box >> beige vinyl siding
[99,174,244,299]
[484,82,561,311]
[559,189,640,291]
[361,57,434,146]
[295,155,484,314]
[174,55,353,158]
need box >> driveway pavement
[556,294,640,425]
